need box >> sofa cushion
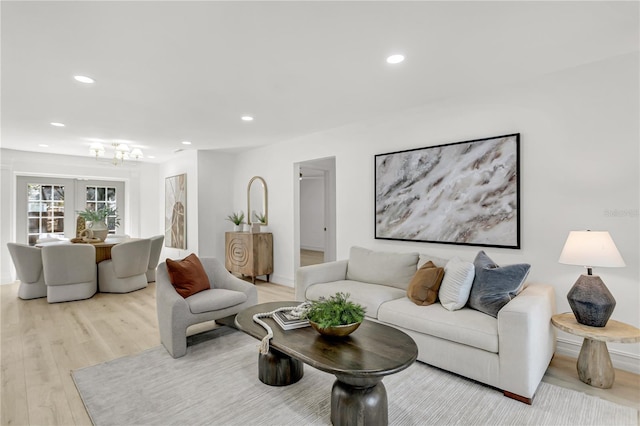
[186,288,247,314]
[438,257,475,311]
[378,297,499,353]
[346,246,419,290]
[305,280,406,319]
[468,251,531,317]
[418,254,449,269]
[406,261,445,306]
[166,253,211,298]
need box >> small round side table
[551,313,640,389]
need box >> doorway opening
[294,157,336,268]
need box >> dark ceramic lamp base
[567,274,616,328]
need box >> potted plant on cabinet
[226,211,245,232]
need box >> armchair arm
[497,283,556,399]
[294,260,348,301]
[155,263,190,352]
[200,257,258,305]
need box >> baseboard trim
[556,338,640,375]
[270,274,293,288]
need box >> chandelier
[89,142,143,166]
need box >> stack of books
[273,310,310,330]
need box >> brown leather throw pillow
[407,261,445,306]
[165,253,211,298]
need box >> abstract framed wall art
[375,133,521,249]
[165,174,186,249]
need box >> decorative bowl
[309,320,362,337]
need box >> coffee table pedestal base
[331,375,387,426]
[258,348,304,386]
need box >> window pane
[28,218,40,233]
[86,187,96,201]
[54,186,64,200]
[52,218,64,232]
[28,203,41,214]
[28,184,40,201]
[41,186,52,201]
[97,187,106,201]
[26,183,64,245]
[107,188,116,202]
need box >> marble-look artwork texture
[375,134,519,248]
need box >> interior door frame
[294,157,336,268]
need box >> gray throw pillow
[468,251,530,317]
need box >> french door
[16,176,124,245]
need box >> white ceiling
[2,1,638,163]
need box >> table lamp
[558,230,625,327]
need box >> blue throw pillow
[468,251,530,317]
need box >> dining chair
[42,244,97,303]
[7,242,47,300]
[98,238,151,293]
[146,235,165,282]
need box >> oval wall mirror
[247,176,268,225]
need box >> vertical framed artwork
[165,174,186,249]
[375,133,521,249]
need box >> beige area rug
[72,327,638,426]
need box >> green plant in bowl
[77,207,120,227]
[303,292,366,336]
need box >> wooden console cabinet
[225,232,273,284]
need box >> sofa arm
[497,283,556,400]
[294,260,348,301]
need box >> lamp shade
[558,231,625,268]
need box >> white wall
[300,177,325,251]
[231,53,639,368]
[0,149,161,283]
[196,150,236,260]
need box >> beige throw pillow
[406,261,445,306]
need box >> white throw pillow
[439,257,475,311]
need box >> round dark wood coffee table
[235,301,418,426]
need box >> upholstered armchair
[7,242,47,300]
[156,257,258,358]
[98,239,151,293]
[146,235,164,282]
[42,244,97,303]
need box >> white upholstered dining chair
[146,234,164,282]
[98,238,151,293]
[7,242,47,300]
[42,244,97,303]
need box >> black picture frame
[374,133,521,249]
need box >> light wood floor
[1,280,638,426]
[300,249,323,266]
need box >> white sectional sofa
[295,246,556,404]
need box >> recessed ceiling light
[50,122,65,127]
[74,75,95,84]
[241,116,254,121]
[386,54,405,64]
[182,141,192,145]
[38,144,49,147]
